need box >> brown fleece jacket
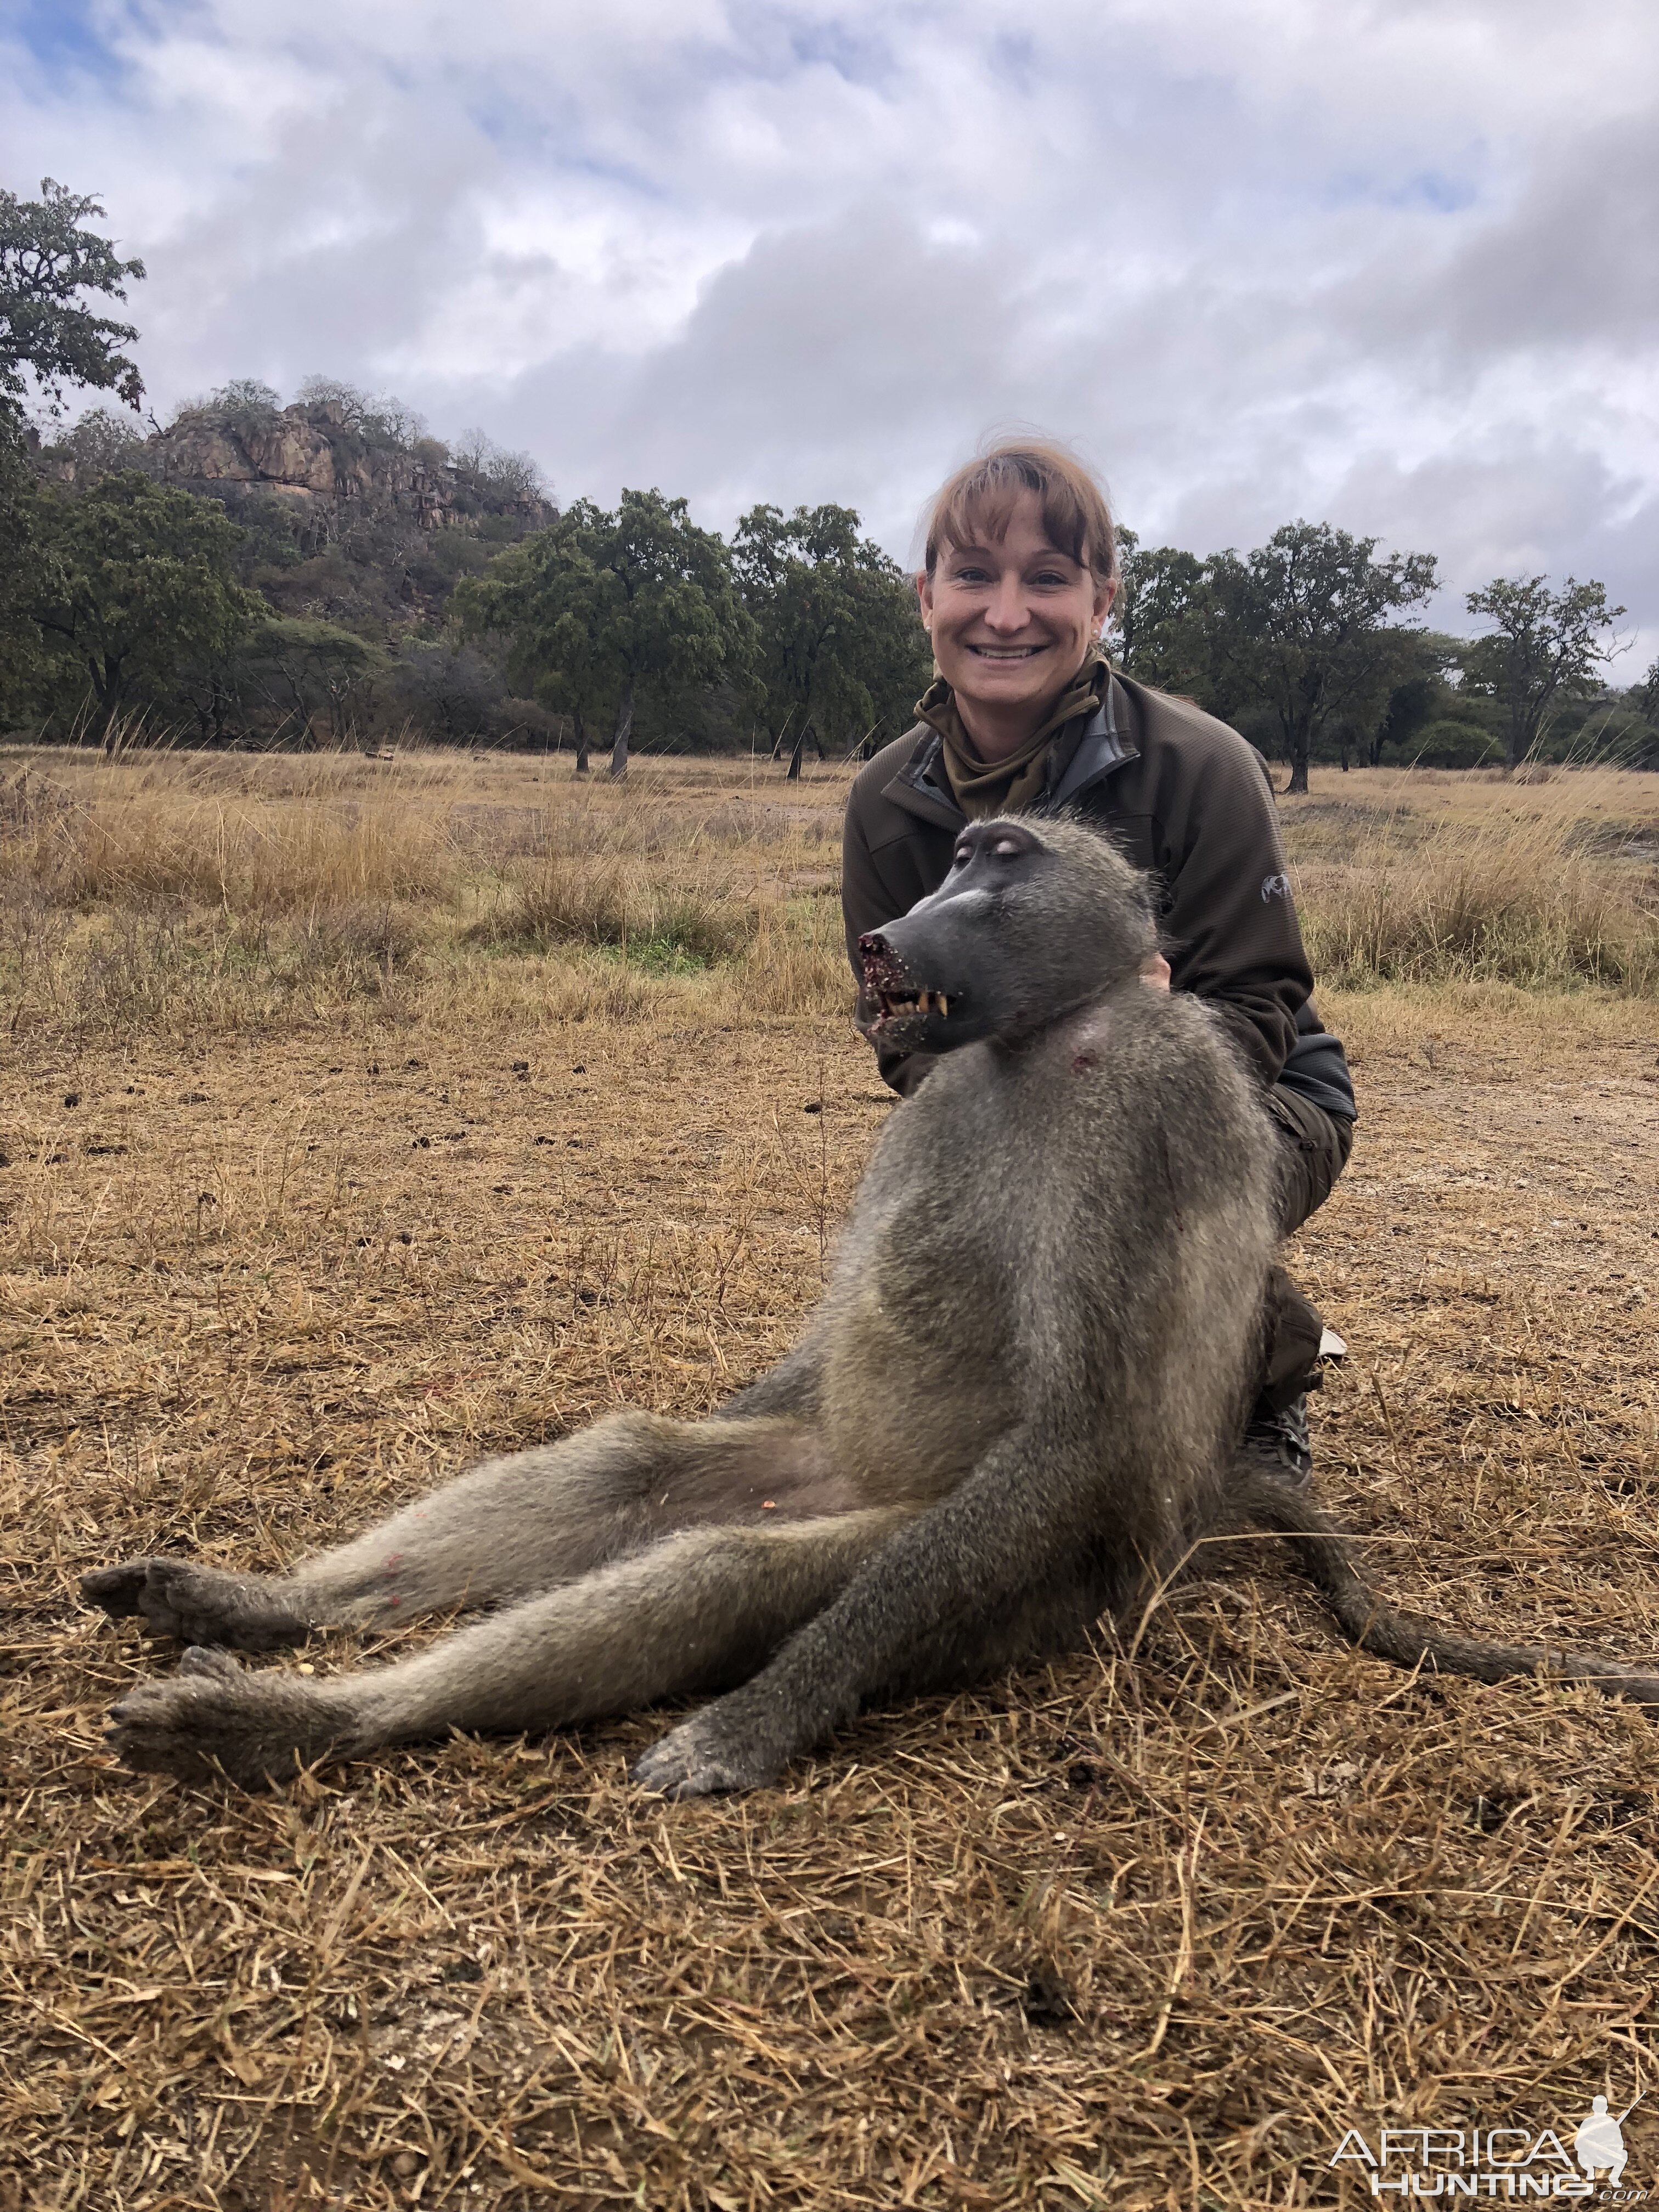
[843,672,1317,1097]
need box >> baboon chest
[820,1176,1049,1509]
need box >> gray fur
[82,817,1659,1794]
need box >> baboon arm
[635,1421,1108,1795]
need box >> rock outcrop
[147,398,547,531]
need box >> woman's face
[917,490,1116,738]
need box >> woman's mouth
[966,644,1044,660]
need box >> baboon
[83,818,1659,1794]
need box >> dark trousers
[1258,1088,1355,1413]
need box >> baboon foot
[81,1559,313,1651]
[632,1700,792,1799]
[105,1647,353,1787]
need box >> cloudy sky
[4,0,1656,654]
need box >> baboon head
[857,817,1158,1056]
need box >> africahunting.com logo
[1330,2098,1644,2198]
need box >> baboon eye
[992,837,1022,857]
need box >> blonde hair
[922,439,1118,589]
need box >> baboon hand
[80,1559,310,1651]
[632,1703,792,1799]
[81,1561,159,1618]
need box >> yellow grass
[2,749,1658,2208]
[1285,765,1659,990]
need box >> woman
[841,441,1356,1480]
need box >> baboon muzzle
[856,926,961,1047]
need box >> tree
[452,521,612,771]
[451,426,546,506]
[1109,528,1211,697]
[457,491,755,777]
[292,375,426,449]
[22,473,259,733]
[38,404,149,479]
[733,503,930,775]
[238,617,387,744]
[585,491,756,777]
[0,459,55,718]
[1464,575,1626,769]
[1,179,146,445]
[1206,522,1437,792]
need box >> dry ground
[1,753,1657,2209]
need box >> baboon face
[858,818,1156,1055]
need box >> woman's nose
[984,574,1031,631]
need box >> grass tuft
[1286,766,1658,990]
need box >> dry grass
[2,752,1658,2209]
[1283,766,1659,991]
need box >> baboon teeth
[874,987,949,1019]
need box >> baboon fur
[83,817,1659,1795]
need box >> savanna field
[2,746,1657,2211]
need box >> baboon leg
[104,1509,907,1787]
[82,1411,850,1651]
[1237,1468,1659,1710]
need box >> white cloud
[4,0,1656,657]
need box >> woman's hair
[922,439,1118,589]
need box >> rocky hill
[19,381,566,748]
[41,380,552,537]
[150,393,550,534]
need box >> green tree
[238,616,387,745]
[1206,522,1437,792]
[457,490,755,777]
[1109,528,1212,697]
[37,403,149,480]
[23,473,259,735]
[1365,632,1469,766]
[1,178,146,445]
[453,520,613,771]
[584,490,755,777]
[0,463,56,718]
[1464,575,1626,770]
[733,503,930,776]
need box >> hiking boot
[1241,1392,1313,1486]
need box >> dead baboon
[83,818,1659,1793]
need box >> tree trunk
[786,723,813,780]
[573,704,589,775]
[1286,721,1311,794]
[609,681,634,780]
[92,657,125,754]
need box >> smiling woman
[841,438,1360,1488]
